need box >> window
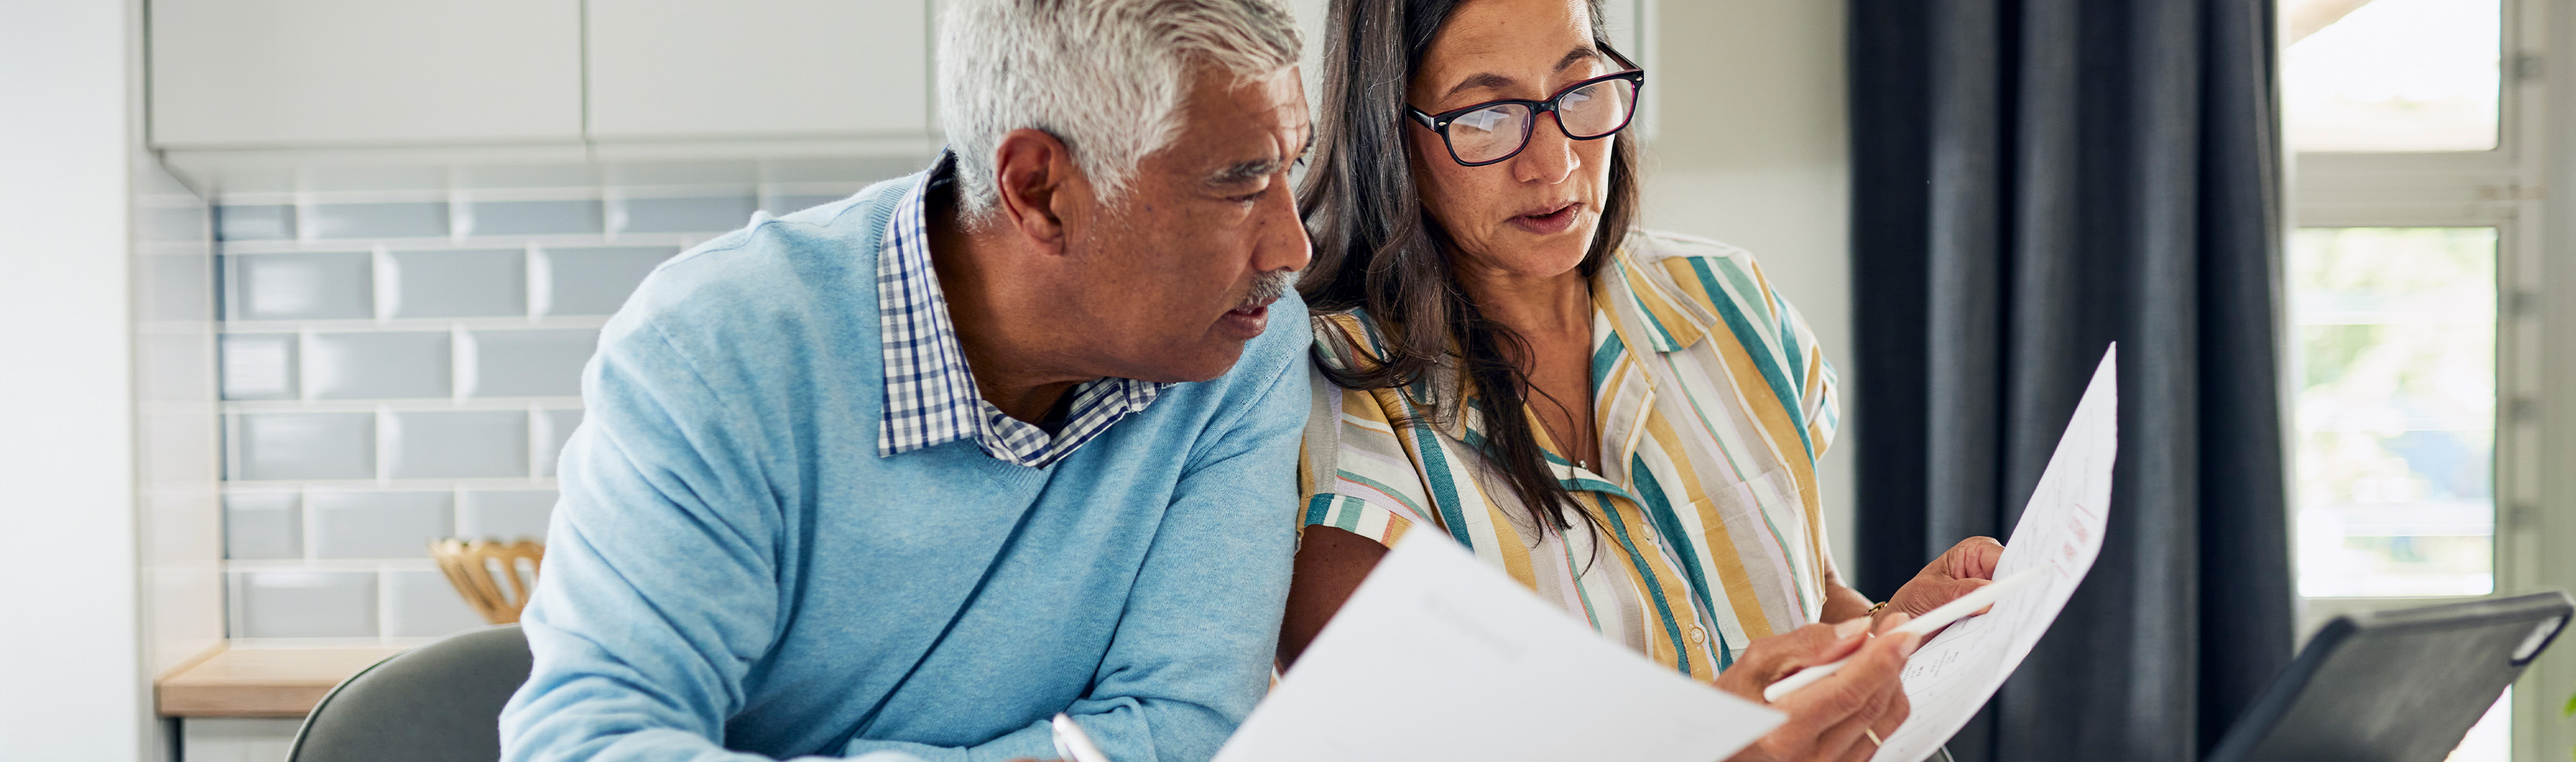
[2292,226,2498,598]
[2284,0,2502,152]
[2278,0,2556,758]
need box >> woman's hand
[1879,536,2004,630]
[1714,615,1922,762]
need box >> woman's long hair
[1297,0,1641,538]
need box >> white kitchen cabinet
[584,0,930,141]
[148,0,585,148]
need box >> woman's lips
[1509,202,1581,235]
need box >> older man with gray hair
[498,1,1311,760]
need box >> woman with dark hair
[1281,0,2004,758]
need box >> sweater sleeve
[499,319,917,762]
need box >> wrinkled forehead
[1156,65,1311,178]
[1412,0,1603,98]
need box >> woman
[1283,0,2004,759]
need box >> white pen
[1051,712,1113,762]
[1761,568,2045,702]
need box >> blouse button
[1688,626,1707,644]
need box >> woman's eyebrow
[1438,47,1605,99]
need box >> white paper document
[1870,346,2120,762]
[1214,533,1785,762]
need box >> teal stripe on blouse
[1591,329,1627,396]
[1627,457,1722,650]
[1303,494,1337,527]
[1686,258,1815,462]
[1590,492,1695,679]
[1407,404,1477,547]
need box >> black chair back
[286,625,532,762]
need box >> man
[499,2,1311,760]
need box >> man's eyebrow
[1207,158,1283,187]
[1438,47,1604,100]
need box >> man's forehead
[1167,67,1310,170]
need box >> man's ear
[990,128,1087,257]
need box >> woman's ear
[989,128,1084,256]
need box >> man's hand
[1879,536,2003,630]
[1714,615,1922,762]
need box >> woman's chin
[1476,226,1597,278]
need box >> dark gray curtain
[1846,0,2298,760]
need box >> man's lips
[1217,302,1271,340]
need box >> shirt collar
[1601,245,1717,353]
[875,153,1172,467]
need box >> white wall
[1638,1,1857,567]
[0,1,153,759]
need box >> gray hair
[937,0,1303,217]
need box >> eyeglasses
[1407,58,1646,167]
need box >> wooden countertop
[157,645,408,717]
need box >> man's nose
[1253,182,1312,274]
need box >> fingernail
[1835,617,1870,638]
[1897,633,1924,657]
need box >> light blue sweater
[500,172,1309,762]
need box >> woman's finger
[1746,620,1871,684]
[1810,688,1889,762]
[1869,682,1910,749]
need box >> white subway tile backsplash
[215,205,297,241]
[222,493,301,560]
[214,167,901,641]
[536,409,583,478]
[543,246,677,315]
[615,195,754,234]
[219,334,298,400]
[308,491,453,559]
[467,199,603,236]
[459,490,556,541]
[385,571,489,638]
[227,253,373,321]
[392,249,526,319]
[236,571,377,638]
[305,332,451,399]
[471,329,597,397]
[232,412,376,481]
[307,202,449,240]
[387,411,528,478]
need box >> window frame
[2279,0,2563,757]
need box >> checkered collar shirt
[876,153,1173,468]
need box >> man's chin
[1125,343,1251,384]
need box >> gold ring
[1864,729,1884,747]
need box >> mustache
[1236,269,1298,311]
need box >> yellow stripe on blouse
[1296,230,1843,675]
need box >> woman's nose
[1511,113,1579,185]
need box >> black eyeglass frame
[1405,50,1647,167]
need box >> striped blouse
[1297,230,1842,676]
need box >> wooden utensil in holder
[431,539,546,625]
